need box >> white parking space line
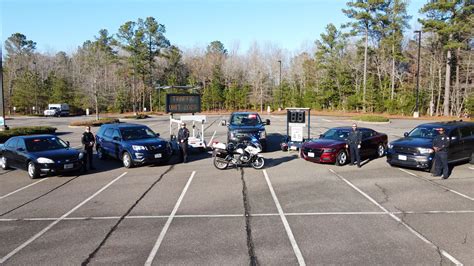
[322,119,333,122]
[0,178,49,200]
[208,130,217,144]
[398,168,474,201]
[263,170,306,266]
[329,169,462,266]
[0,172,128,264]
[145,171,196,266]
[73,145,82,149]
[468,167,474,170]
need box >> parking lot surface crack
[0,175,80,217]
[240,168,259,266]
[81,165,174,265]
[374,183,389,204]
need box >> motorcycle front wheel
[251,157,265,169]
[213,156,229,170]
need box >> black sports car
[0,135,84,179]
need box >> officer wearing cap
[178,122,190,163]
[433,127,450,179]
[346,123,362,167]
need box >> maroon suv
[301,127,388,165]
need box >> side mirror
[221,120,227,126]
[319,134,324,138]
[156,133,160,138]
[66,141,70,147]
[113,136,121,141]
[170,135,176,141]
[404,132,409,137]
[266,119,271,125]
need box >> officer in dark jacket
[178,122,190,163]
[433,127,450,179]
[346,123,362,167]
[81,126,96,170]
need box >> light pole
[414,30,421,118]
[278,60,282,111]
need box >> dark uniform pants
[180,142,188,163]
[434,151,449,178]
[349,145,361,166]
[84,148,94,170]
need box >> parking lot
[1,114,473,265]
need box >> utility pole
[414,30,421,118]
[278,60,282,111]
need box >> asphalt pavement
[0,114,473,265]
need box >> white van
[44,104,70,117]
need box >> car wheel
[335,150,348,166]
[122,152,134,168]
[27,161,40,179]
[97,146,106,160]
[377,143,385,158]
[1,156,10,170]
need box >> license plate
[64,163,74,169]
[308,152,315,158]
[398,155,407,161]
[154,153,162,159]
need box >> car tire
[122,152,134,168]
[470,152,474,165]
[97,146,106,160]
[335,150,348,166]
[377,143,385,158]
[1,156,10,170]
[27,161,40,179]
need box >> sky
[1,0,426,55]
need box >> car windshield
[25,137,68,152]
[320,129,350,140]
[408,127,441,139]
[230,114,261,126]
[120,127,157,140]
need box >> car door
[448,128,463,162]
[360,129,376,158]
[14,139,29,169]
[459,125,474,159]
[111,129,122,159]
[3,138,18,168]
[102,128,115,156]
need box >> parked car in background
[96,123,172,168]
[44,103,70,117]
[387,121,474,171]
[222,112,270,152]
[0,135,84,179]
[301,127,388,166]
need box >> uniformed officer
[433,127,450,179]
[81,126,96,170]
[178,122,190,163]
[346,123,362,167]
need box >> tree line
[2,0,473,117]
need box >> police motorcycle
[212,136,265,170]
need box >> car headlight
[132,145,147,151]
[323,148,336,153]
[388,144,393,149]
[37,157,55,164]
[78,152,84,159]
[418,148,434,154]
[259,131,266,139]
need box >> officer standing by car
[178,122,190,163]
[433,127,450,179]
[346,123,362,168]
[81,126,96,170]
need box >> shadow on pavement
[265,154,299,168]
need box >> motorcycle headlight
[388,143,393,149]
[418,147,434,154]
[37,157,55,164]
[259,131,266,139]
[132,145,147,151]
[78,152,84,159]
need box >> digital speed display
[287,110,305,124]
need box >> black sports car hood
[31,148,81,161]
[390,137,433,148]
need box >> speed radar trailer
[280,108,311,151]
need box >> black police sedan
[0,135,84,179]
[387,121,474,171]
